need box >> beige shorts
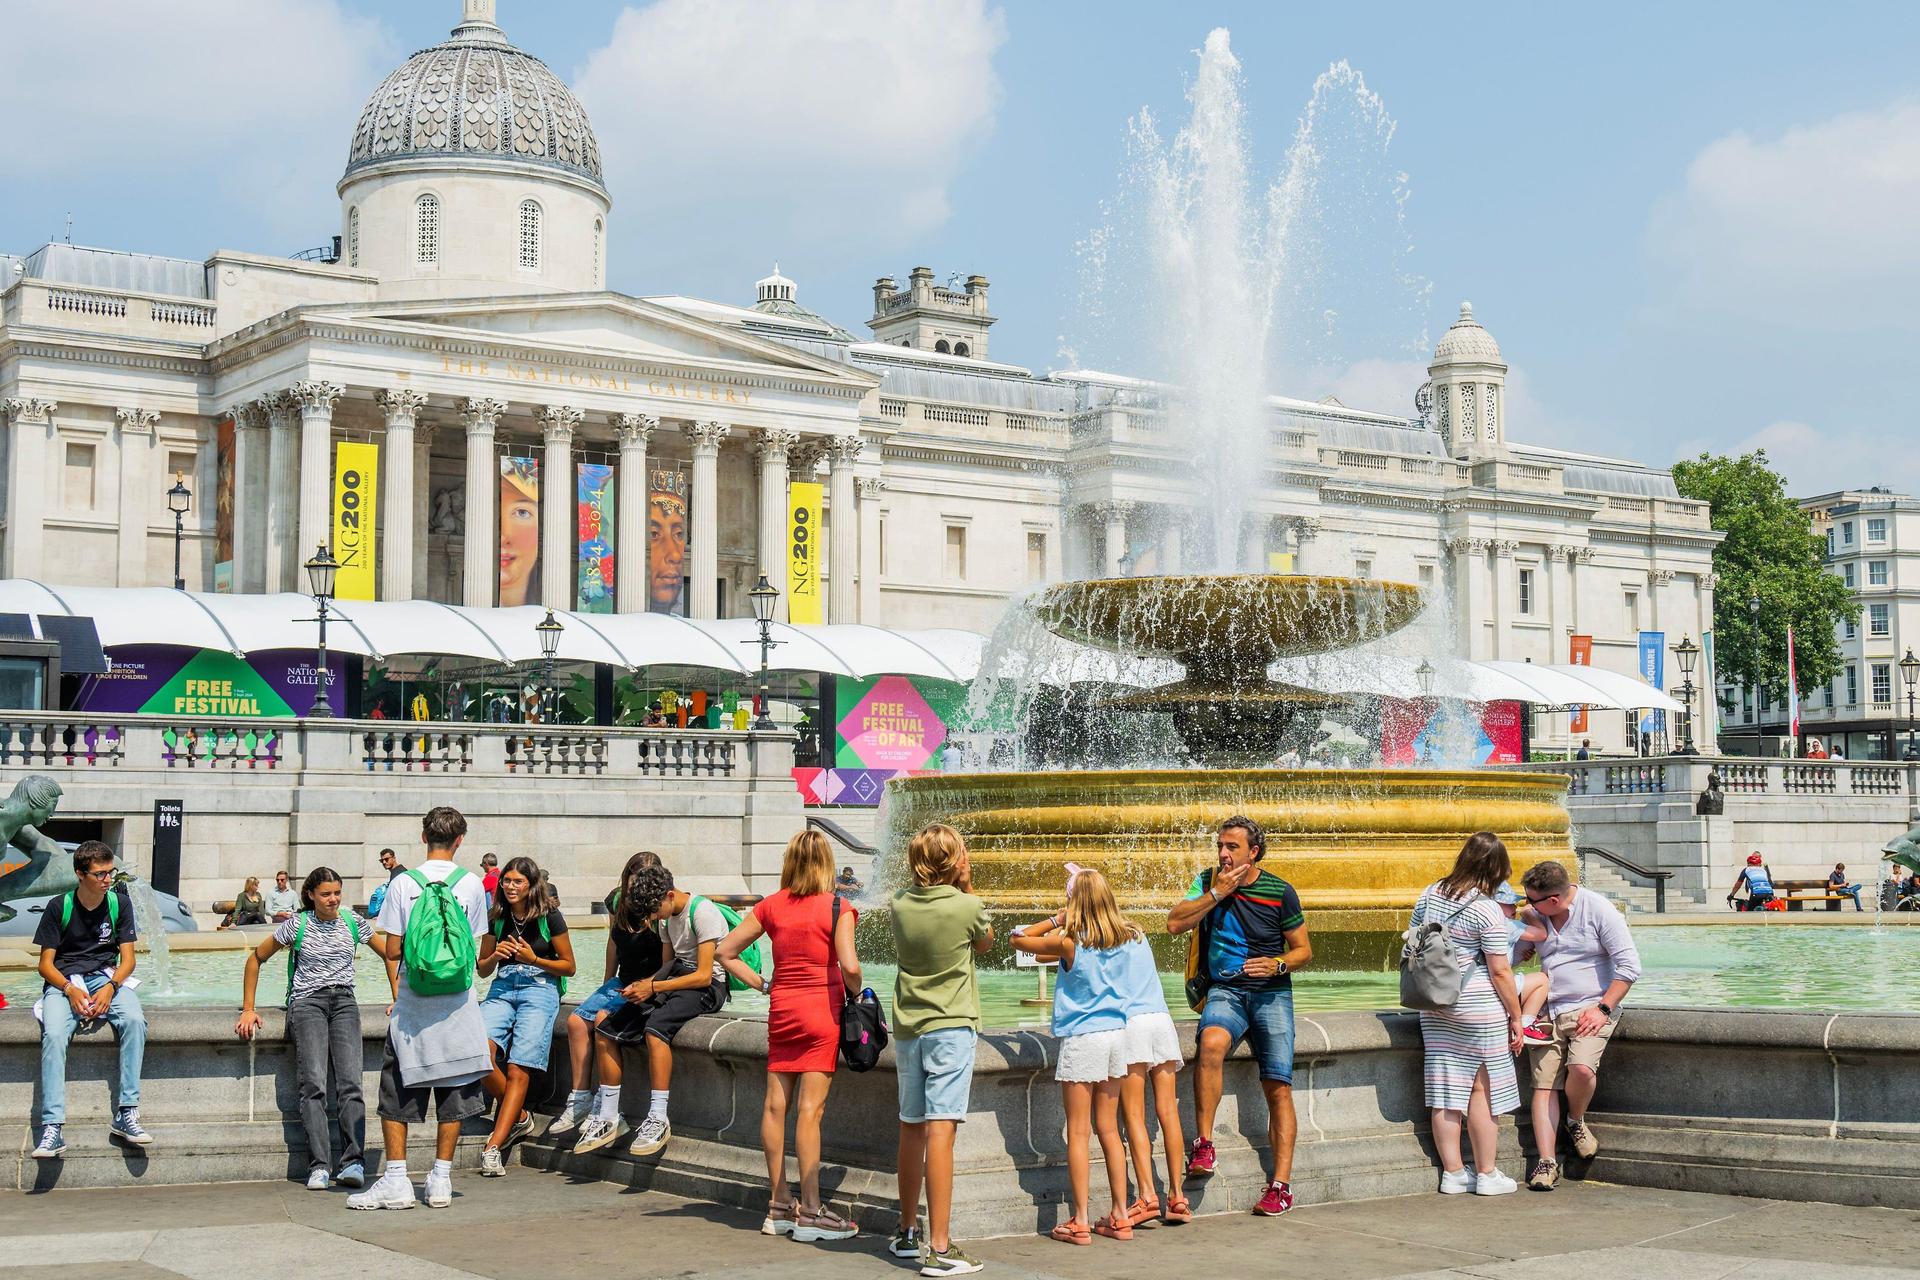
[1527,1007,1617,1091]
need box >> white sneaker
[1438,1167,1475,1195]
[335,1161,365,1188]
[347,1173,418,1211]
[1473,1169,1519,1196]
[548,1096,590,1136]
[628,1114,670,1157]
[306,1167,331,1190]
[573,1114,624,1154]
[479,1146,505,1177]
[425,1167,453,1207]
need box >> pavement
[1,1169,1915,1280]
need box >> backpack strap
[62,889,122,931]
[60,891,74,930]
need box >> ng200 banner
[332,441,379,600]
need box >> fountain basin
[886,766,1571,966]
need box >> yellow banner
[332,441,379,601]
[788,480,824,624]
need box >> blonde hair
[781,830,835,897]
[908,822,966,887]
[1064,868,1141,950]
[244,876,260,891]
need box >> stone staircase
[1579,855,1660,914]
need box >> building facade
[0,0,1720,753]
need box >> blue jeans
[40,973,147,1125]
[571,976,627,1023]
[481,967,562,1071]
[1199,984,1295,1084]
[896,1027,977,1123]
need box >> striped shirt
[272,911,373,1001]
[1185,868,1306,991]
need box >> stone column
[1449,537,1485,658]
[1099,501,1133,577]
[684,420,730,619]
[377,390,427,600]
[1698,570,1720,754]
[858,477,886,623]
[1,397,56,580]
[263,392,299,592]
[756,429,801,621]
[1491,540,1518,660]
[1162,513,1183,574]
[291,381,344,569]
[462,397,508,608]
[1546,544,1573,658]
[540,404,583,609]
[412,424,435,600]
[114,407,160,586]
[1291,517,1322,574]
[614,413,657,614]
[826,435,862,623]
[1649,568,1674,637]
[230,403,267,593]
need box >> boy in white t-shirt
[348,806,494,1211]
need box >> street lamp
[1415,658,1435,699]
[1748,593,1763,756]
[1671,635,1700,755]
[166,473,192,591]
[535,609,564,722]
[1901,648,1920,759]
[303,544,339,719]
[746,574,782,730]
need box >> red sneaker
[1184,1138,1217,1180]
[1253,1180,1294,1216]
[1522,1022,1552,1043]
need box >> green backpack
[400,866,478,997]
[59,889,121,932]
[491,912,566,997]
[688,894,765,993]
[286,910,361,1004]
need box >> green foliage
[1672,450,1857,697]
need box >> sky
[5,0,1918,498]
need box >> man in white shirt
[264,870,299,922]
[348,806,493,1212]
[1513,860,1640,1191]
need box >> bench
[1775,879,1861,911]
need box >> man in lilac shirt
[1513,860,1640,1191]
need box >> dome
[1432,301,1503,363]
[343,1,603,194]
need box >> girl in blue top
[1118,929,1191,1226]
[1013,867,1148,1245]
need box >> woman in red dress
[719,830,862,1243]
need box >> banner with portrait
[788,480,823,624]
[647,467,689,616]
[213,417,236,593]
[1568,633,1593,733]
[331,441,378,601]
[499,455,540,607]
[576,463,615,613]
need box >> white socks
[648,1090,669,1122]
[431,1159,452,1177]
[594,1085,621,1122]
[382,1161,409,1182]
[566,1088,590,1113]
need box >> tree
[1672,450,1856,701]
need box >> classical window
[1417,563,1435,590]
[1871,560,1889,586]
[1760,687,1772,712]
[1624,590,1640,632]
[1843,521,1855,545]
[63,443,95,509]
[1354,558,1372,581]
[1826,528,1836,556]
[1868,517,1888,542]
[592,218,603,285]
[954,342,971,357]
[1844,563,1856,588]
[934,339,951,354]
[1871,603,1890,636]
[1874,663,1893,704]
[518,200,541,270]
[944,524,967,580]
[415,194,439,264]
[878,515,888,575]
[1517,567,1534,614]
[167,452,196,489]
[1026,531,1047,583]
[1845,616,1857,640]
[1847,665,1859,705]
[347,207,360,267]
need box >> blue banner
[1638,630,1666,737]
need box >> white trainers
[31,1124,65,1160]
[306,1167,331,1190]
[573,1114,624,1154]
[425,1167,453,1207]
[628,1114,670,1157]
[346,1173,418,1211]
[335,1161,365,1188]
[547,1101,588,1137]
[1438,1167,1475,1195]
[1473,1169,1519,1196]
[479,1146,506,1177]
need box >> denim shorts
[571,976,627,1023]
[480,967,563,1071]
[896,1027,977,1123]
[1199,984,1295,1084]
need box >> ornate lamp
[303,544,339,718]
[166,473,192,591]
[748,574,781,730]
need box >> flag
[1786,626,1801,747]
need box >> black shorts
[595,980,727,1046]
[376,1035,490,1125]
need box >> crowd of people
[28,809,1646,1276]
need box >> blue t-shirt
[1185,868,1306,991]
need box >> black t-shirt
[610,918,665,983]
[493,905,568,960]
[32,887,138,980]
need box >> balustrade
[0,721,125,767]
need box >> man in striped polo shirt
[1167,815,1313,1217]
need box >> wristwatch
[1597,1001,1614,1015]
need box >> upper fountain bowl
[1030,574,1426,669]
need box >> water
[122,877,176,996]
[9,923,1912,1019]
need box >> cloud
[1646,102,1920,328]
[0,0,393,244]
[575,0,1006,289]
[1731,420,1920,497]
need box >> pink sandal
[1049,1219,1092,1245]
[1162,1193,1194,1224]
[1125,1194,1161,1228]
[1094,1210,1134,1241]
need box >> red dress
[754,889,855,1073]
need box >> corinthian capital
[756,427,802,464]
[857,477,888,501]
[230,402,267,432]
[461,396,509,436]
[1292,515,1324,541]
[115,407,160,436]
[615,412,658,447]
[684,420,731,454]
[3,397,58,425]
[289,380,345,416]
[378,388,429,427]
[1493,539,1518,558]
[825,433,866,467]
[540,403,585,443]
[262,391,298,429]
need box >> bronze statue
[1696,770,1725,816]
[1884,817,1920,876]
[0,775,70,922]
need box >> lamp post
[1748,593,1763,756]
[166,473,192,591]
[747,574,782,730]
[1671,634,1700,755]
[303,544,339,719]
[1901,648,1920,760]
[1415,657,1435,699]
[535,609,564,723]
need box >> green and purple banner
[72,647,345,718]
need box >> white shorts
[1055,1027,1130,1083]
[1513,971,1529,1000]
[1123,1011,1181,1068]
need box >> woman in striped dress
[1410,831,1525,1196]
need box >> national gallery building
[0,1,1720,747]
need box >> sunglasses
[1525,892,1561,907]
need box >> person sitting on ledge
[1827,863,1864,912]
[836,865,864,894]
[1727,853,1776,911]
[221,876,269,928]
[265,870,300,923]
[32,839,150,1158]
[549,852,665,1140]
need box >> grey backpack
[1398,891,1484,1011]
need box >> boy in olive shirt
[889,823,992,1277]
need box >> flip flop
[1162,1193,1194,1224]
[1125,1195,1162,1228]
[1094,1211,1134,1241]
[1049,1219,1092,1246]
